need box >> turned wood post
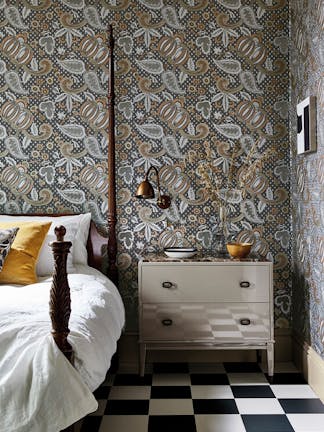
[107,24,118,286]
[49,226,73,364]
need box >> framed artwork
[297,96,317,154]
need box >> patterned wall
[0,0,290,332]
[290,0,324,359]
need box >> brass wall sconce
[135,166,171,209]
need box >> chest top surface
[139,253,271,265]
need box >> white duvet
[0,265,125,432]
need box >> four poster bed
[0,26,124,432]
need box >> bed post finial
[55,225,66,241]
[49,226,73,363]
[107,24,118,285]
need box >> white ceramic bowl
[163,247,197,259]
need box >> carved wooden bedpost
[49,226,73,364]
[107,24,118,286]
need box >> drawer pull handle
[162,281,174,289]
[240,318,251,326]
[161,319,173,326]
[240,281,250,288]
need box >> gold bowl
[226,242,252,259]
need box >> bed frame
[1,26,117,432]
[48,25,117,365]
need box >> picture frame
[297,96,317,155]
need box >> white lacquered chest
[138,256,274,376]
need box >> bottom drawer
[141,302,270,342]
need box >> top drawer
[140,263,271,303]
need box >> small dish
[164,247,197,259]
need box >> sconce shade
[135,180,155,199]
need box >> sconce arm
[145,166,161,199]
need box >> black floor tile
[279,398,324,413]
[104,399,149,415]
[113,373,152,386]
[151,385,192,399]
[224,362,262,373]
[266,373,307,384]
[190,373,229,385]
[231,385,275,398]
[148,415,196,432]
[80,415,102,432]
[193,399,238,414]
[242,414,295,432]
[153,362,189,373]
[80,362,317,431]
[93,385,110,399]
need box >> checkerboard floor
[76,362,324,432]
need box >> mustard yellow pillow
[0,221,51,285]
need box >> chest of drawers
[138,258,274,376]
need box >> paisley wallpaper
[290,0,324,359]
[0,0,291,332]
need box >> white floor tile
[227,372,268,385]
[99,415,148,432]
[108,385,151,400]
[189,363,226,374]
[149,398,194,415]
[191,385,233,399]
[235,398,285,414]
[286,414,324,431]
[271,384,318,399]
[195,414,246,432]
[152,373,191,386]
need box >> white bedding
[0,265,125,432]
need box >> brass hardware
[161,319,173,326]
[162,281,174,289]
[135,166,171,209]
[239,281,251,288]
[240,318,251,325]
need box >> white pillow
[0,213,91,275]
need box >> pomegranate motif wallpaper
[290,0,324,359]
[0,0,291,332]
